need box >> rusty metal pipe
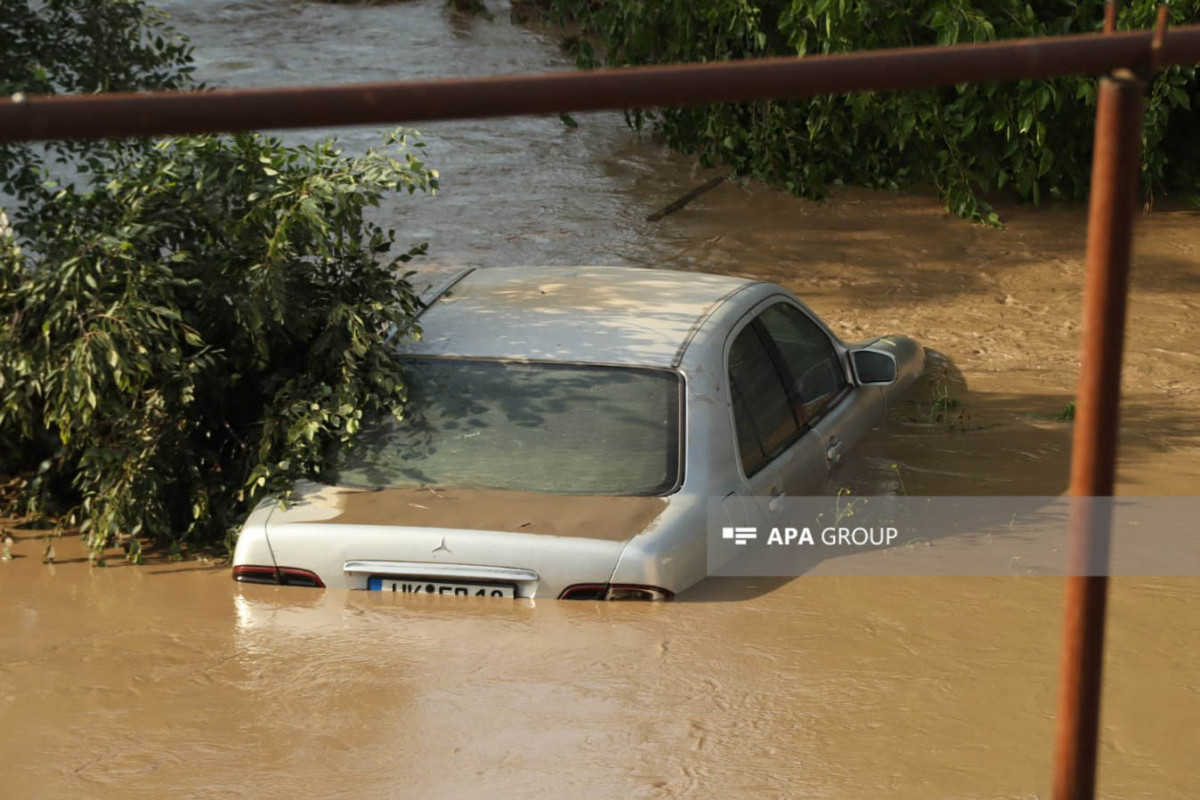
[1051,71,1144,800]
[2,26,1199,143]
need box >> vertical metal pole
[1051,70,1143,800]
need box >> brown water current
[3,1,1199,797]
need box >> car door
[725,306,828,523]
[754,299,881,478]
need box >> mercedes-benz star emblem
[432,537,451,554]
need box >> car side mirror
[850,348,898,386]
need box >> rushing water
[2,1,1199,797]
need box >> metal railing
[1,24,1198,141]
[2,5,1197,799]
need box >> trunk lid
[264,482,670,597]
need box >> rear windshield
[326,358,682,496]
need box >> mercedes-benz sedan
[232,266,923,600]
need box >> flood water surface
[3,1,1199,797]
[5,536,1198,799]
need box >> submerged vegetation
[0,1,436,556]
[915,365,976,432]
[531,0,1200,224]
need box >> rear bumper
[256,522,626,599]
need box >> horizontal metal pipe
[1,26,1199,142]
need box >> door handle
[768,486,785,512]
[826,438,844,464]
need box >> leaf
[1018,108,1034,135]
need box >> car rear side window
[757,302,847,424]
[728,323,799,476]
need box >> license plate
[367,576,515,598]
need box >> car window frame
[724,295,853,480]
[726,321,803,478]
[333,354,688,497]
[755,300,853,428]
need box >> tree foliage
[540,0,1200,224]
[0,0,194,96]
[1,0,198,200]
[0,1,437,557]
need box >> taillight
[232,565,279,585]
[279,568,325,588]
[232,565,325,588]
[559,583,673,601]
[558,584,608,601]
[605,584,673,601]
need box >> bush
[0,2,438,557]
[538,0,1200,224]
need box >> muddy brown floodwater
[3,1,1199,798]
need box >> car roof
[400,266,757,367]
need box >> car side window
[757,302,847,424]
[728,322,799,476]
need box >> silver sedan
[232,266,923,599]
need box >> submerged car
[232,266,923,600]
